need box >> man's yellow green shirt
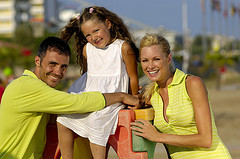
[0,70,106,159]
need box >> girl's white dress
[57,39,129,146]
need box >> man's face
[35,50,69,88]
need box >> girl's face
[81,19,112,48]
[140,45,171,83]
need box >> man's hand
[127,94,141,109]
[122,93,139,106]
[103,92,139,107]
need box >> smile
[49,74,61,81]
[149,70,159,75]
[95,39,102,45]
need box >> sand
[208,86,240,159]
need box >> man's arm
[103,92,139,109]
[16,77,139,113]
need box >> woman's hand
[130,119,160,142]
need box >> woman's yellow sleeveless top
[150,69,231,159]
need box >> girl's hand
[138,85,143,93]
[130,119,160,142]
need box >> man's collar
[22,70,38,79]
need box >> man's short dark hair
[37,37,71,61]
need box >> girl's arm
[82,45,87,74]
[131,76,212,148]
[122,42,139,95]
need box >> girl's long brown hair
[59,6,139,74]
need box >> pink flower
[89,8,94,13]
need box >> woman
[130,34,231,158]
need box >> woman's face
[140,45,171,82]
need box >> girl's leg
[105,143,111,159]
[89,142,106,159]
[57,122,74,159]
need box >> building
[0,0,59,38]
[0,0,15,37]
[29,0,45,37]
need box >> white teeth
[95,39,101,44]
[149,70,158,74]
[50,75,58,80]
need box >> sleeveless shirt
[150,69,231,159]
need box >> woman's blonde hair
[140,34,175,103]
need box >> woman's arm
[184,75,212,148]
[122,42,139,95]
[131,76,212,148]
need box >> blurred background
[0,0,240,90]
[0,0,239,158]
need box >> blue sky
[60,0,240,38]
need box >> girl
[57,6,139,159]
[130,33,231,158]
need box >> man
[0,37,138,159]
